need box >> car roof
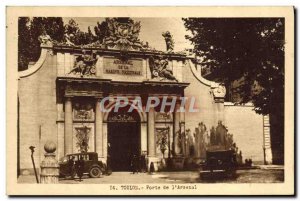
[67,152,97,156]
[206,149,233,153]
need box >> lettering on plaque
[103,57,143,76]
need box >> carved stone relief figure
[194,122,207,158]
[63,31,75,46]
[199,122,208,158]
[75,126,91,153]
[215,120,227,146]
[175,130,183,155]
[68,50,98,77]
[73,101,94,121]
[149,55,178,82]
[185,129,194,156]
[38,28,52,46]
[208,121,241,152]
[155,112,173,122]
[209,126,216,146]
[155,127,170,158]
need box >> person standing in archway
[77,156,85,182]
[68,156,76,179]
[131,154,139,174]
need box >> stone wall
[183,60,222,135]
[183,60,269,164]
[224,103,269,164]
[18,49,57,175]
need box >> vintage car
[199,149,237,180]
[59,152,106,178]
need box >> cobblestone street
[18,167,284,184]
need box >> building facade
[17,18,272,175]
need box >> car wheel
[89,167,102,178]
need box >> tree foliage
[64,19,95,45]
[18,17,65,71]
[18,17,110,71]
[94,18,110,43]
[18,17,31,71]
[183,18,285,164]
[183,18,284,115]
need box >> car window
[60,156,68,163]
[69,155,79,161]
[82,154,89,161]
[89,154,96,161]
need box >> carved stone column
[147,107,155,157]
[95,98,103,158]
[64,97,73,155]
[174,101,182,156]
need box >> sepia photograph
[6,6,294,195]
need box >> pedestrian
[68,156,75,179]
[248,159,253,167]
[106,154,112,175]
[140,154,147,173]
[77,156,85,182]
[149,162,155,175]
[131,154,139,174]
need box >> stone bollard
[40,141,59,184]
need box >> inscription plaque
[103,57,143,76]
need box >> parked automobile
[59,152,105,178]
[199,149,237,180]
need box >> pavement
[18,168,284,184]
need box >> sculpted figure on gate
[68,50,98,77]
[149,55,178,82]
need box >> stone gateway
[17,18,272,176]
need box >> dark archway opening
[107,107,141,171]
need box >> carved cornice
[52,45,187,60]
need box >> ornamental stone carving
[155,127,170,158]
[162,31,174,52]
[63,31,75,46]
[75,126,91,153]
[155,112,173,122]
[40,141,59,184]
[73,101,94,121]
[68,50,98,77]
[109,114,135,122]
[103,18,142,51]
[212,84,226,102]
[149,56,178,82]
[38,30,52,46]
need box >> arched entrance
[107,108,141,171]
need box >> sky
[63,17,193,52]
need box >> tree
[44,17,65,42]
[64,18,80,36]
[18,17,31,71]
[94,18,110,43]
[64,19,95,45]
[18,17,65,71]
[18,17,100,71]
[183,18,284,164]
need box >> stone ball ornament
[44,141,57,153]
